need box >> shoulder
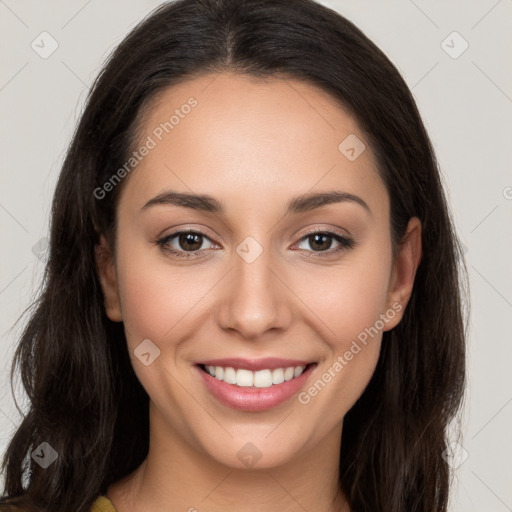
[0,495,117,512]
[0,499,33,512]
[90,495,118,512]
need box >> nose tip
[215,254,291,339]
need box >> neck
[107,405,350,512]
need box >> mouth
[194,360,318,412]
[197,362,316,388]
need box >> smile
[200,364,308,388]
[195,359,318,412]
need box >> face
[96,71,421,470]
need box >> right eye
[156,229,218,258]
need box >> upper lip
[197,357,314,372]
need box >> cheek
[114,236,211,347]
[304,237,393,348]
[294,237,392,413]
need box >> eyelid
[293,224,352,240]
[154,223,221,243]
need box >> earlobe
[383,217,422,331]
[95,234,123,322]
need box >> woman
[0,0,468,511]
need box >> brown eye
[308,233,334,252]
[177,232,204,251]
[157,229,216,258]
[295,230,355,257]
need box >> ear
[383,217,422,331]
[95,234,123,322]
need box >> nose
[215,243,292,340]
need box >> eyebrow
[141,189,371,215]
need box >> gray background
[1,0,511,510]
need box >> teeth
[204,365,307,388]
[236,369,254,387]
[223,367,236,384]
[284,367,295,381]
[272,368,284,384]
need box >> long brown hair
[1,1,468,510]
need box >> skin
[95,71,422,512]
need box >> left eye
[295,231,355,254]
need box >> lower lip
[195,364,317,412]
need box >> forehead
[121,71,386,215]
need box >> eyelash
[155,228,356,259]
